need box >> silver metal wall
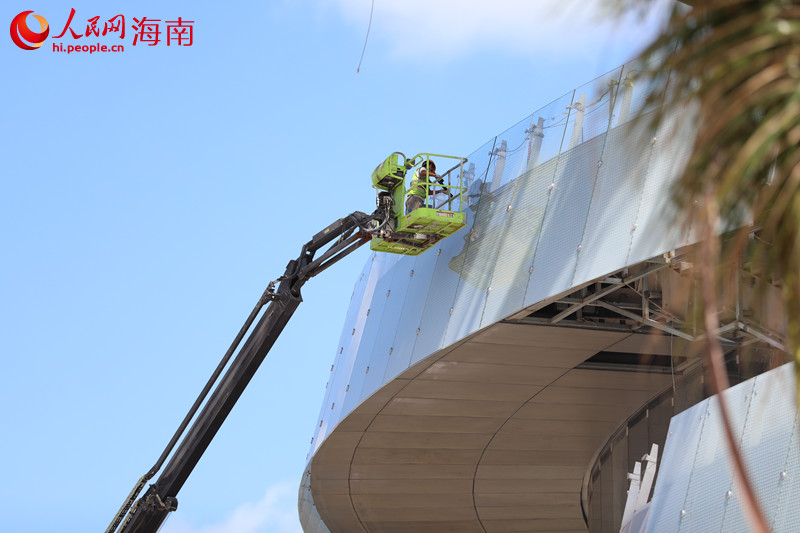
[306,61,696,464]
[645,363,800,532]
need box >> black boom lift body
[107,212,375,533]
[106,151,468,533]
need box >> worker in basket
[406,160,448,214]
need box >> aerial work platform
[369,152,468,255]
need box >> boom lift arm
[108,211,376,533]
[107,152,468,533]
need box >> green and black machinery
[370,152,468,255]
[106,152,468,533]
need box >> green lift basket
[369,152,468,256]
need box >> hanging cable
[356,0,375,73]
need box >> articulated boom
[106,152,467,533]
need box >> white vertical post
[465,163,477,207]
[618,77,633,125]
[464,162,476,186]
[568,93,586,150]
[490,139,507,192]
[621,461,642,529]
[636,443,659,510]
[620,443,660,533]
[526,117,545,171]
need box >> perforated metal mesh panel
[627,101,696,267]
[479,160,552,328]
[772,405,800,532]
[646,398,709,533]
[680,384,753,532]
[731,365,797,531]
[525,119,602,307]
[310,256,376,456]
[573,117,652,284]
[360,261,413,396]
[329,253,391,436]
[381,251,438,380]
[646,364,799,533]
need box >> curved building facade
[298,62,791,532]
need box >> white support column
[465,162,477,207]
[526,117,545,171]
[618,77,633,125]
[490,139,507,192]
[568,93,586,150]
[464,162,476,185]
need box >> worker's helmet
[421,160,436,171]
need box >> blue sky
[2,1,670,532]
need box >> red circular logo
[10,11,49,50]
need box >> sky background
[2,1,671,532]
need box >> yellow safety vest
[407,169,428,198]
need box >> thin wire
[543,118,568,129]
[356,0,374,73]
[503,137,529,156]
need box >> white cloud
[321,0,672,62]
[161,482,302,533]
